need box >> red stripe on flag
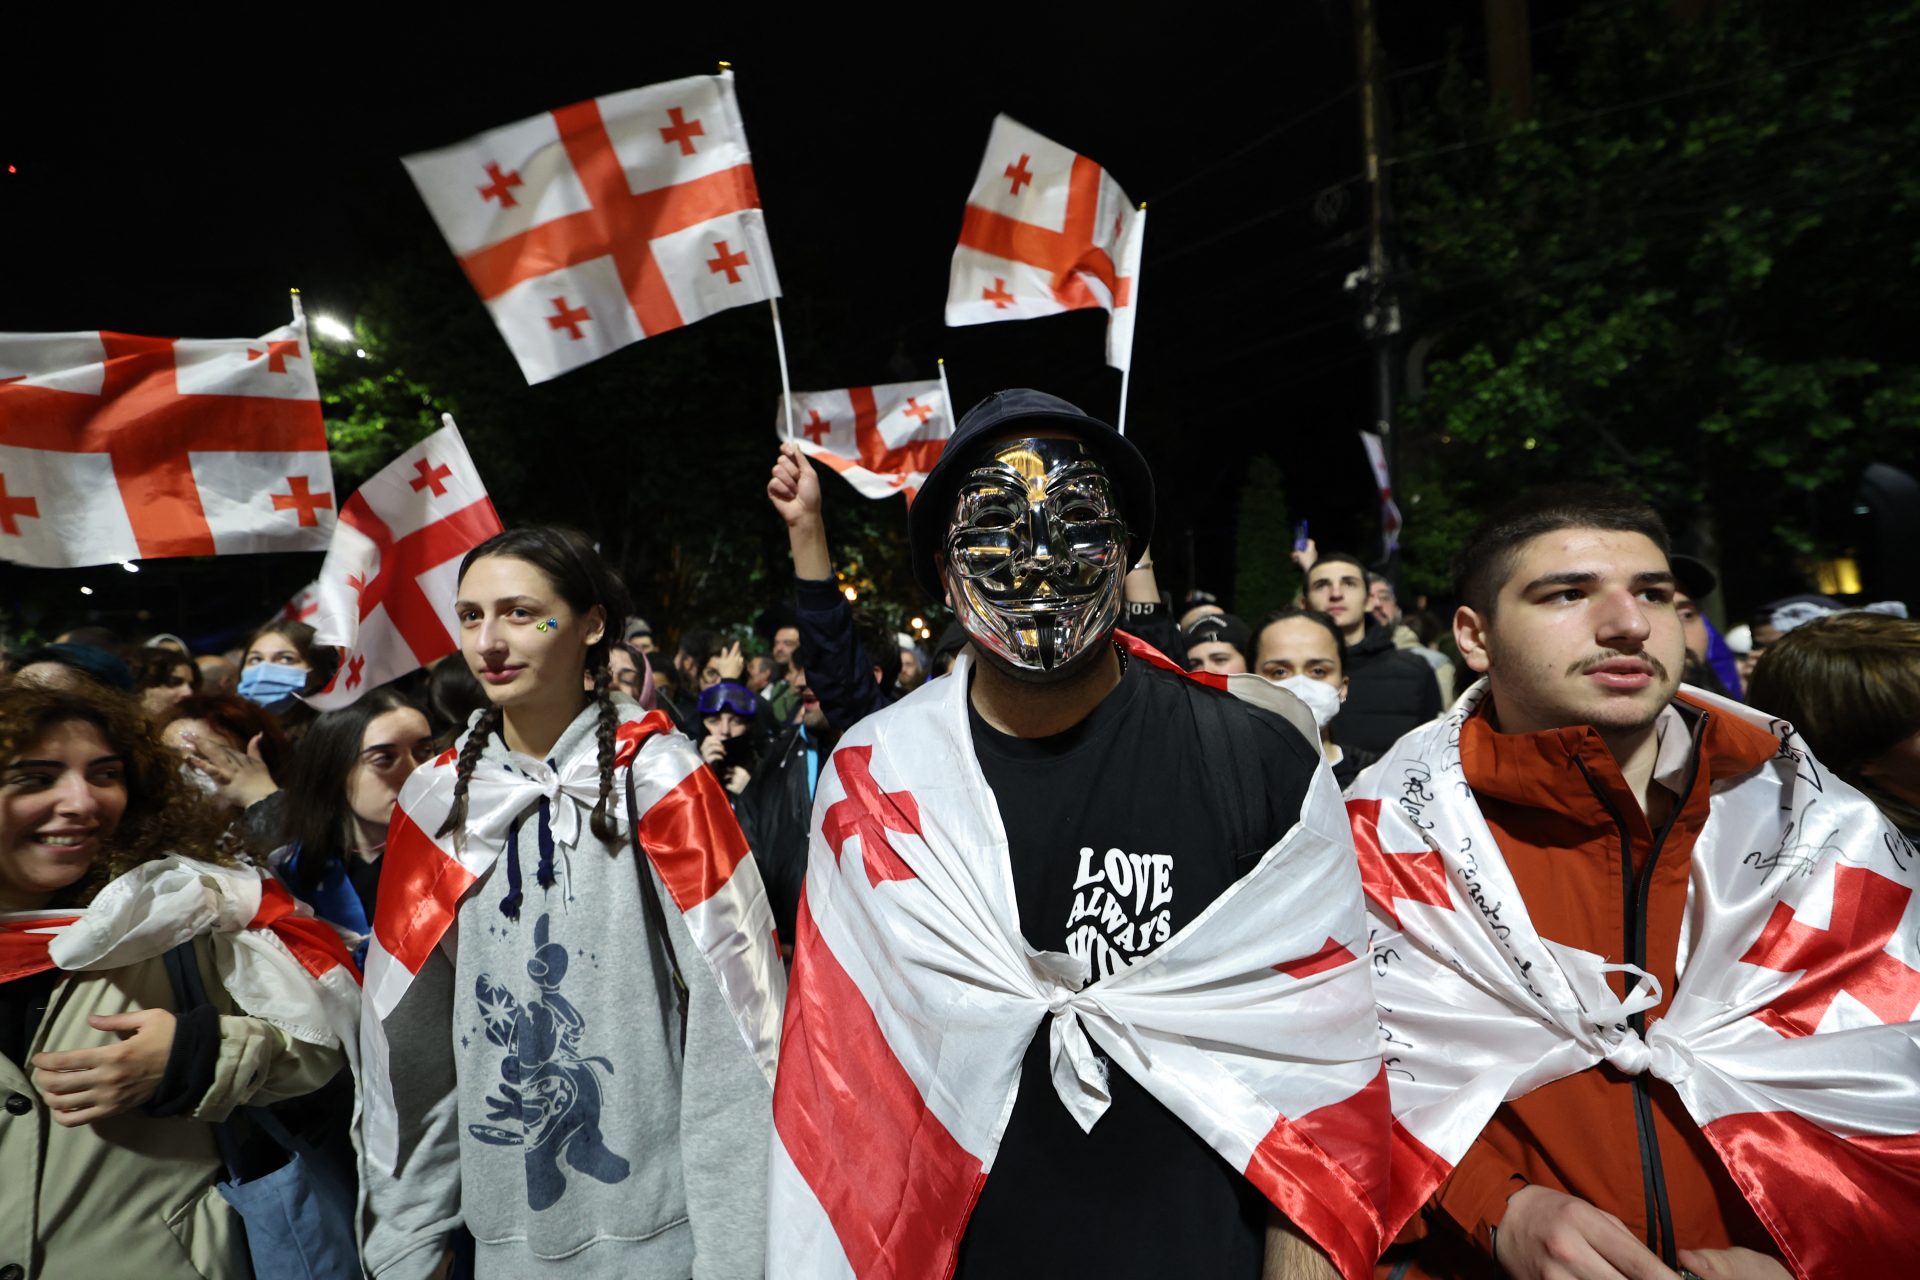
[338,493,504,667]
[1702,1107,1920,1271]
[774,897,985,1279]
[637,763,748,912]
[453,95,762,338]
[0,332,326,557]
[847,386,947,478]
[1347,798,1453,928]
[612,711,674,770]
[0,915,79,985]
[956,155,1119,311]
[250,879,361,981]
[1244,1066,1392,1279]
[1274,936,1359,980]
[373,802,477,975]
[1386,1117,1455,1243]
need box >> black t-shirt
[954,648,1320,1280]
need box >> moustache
[1566,651,1672,681]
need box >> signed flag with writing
[776,381,950,502]
[304,420,503,710]
[0,319,333,567]
[1346,682,1920,1272]
[945,115,1145,372]
[403,70,780,385]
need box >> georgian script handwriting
[1398,762,1438,831]
[1457,847,1546,998]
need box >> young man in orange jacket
[1385,486,1790,1280]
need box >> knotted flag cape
[360,708,785,1180]
[1,856,361,1053]
[769,637,1390,1279]
[1347,680,1920,1276]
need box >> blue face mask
[238,662,308,705]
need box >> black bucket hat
[908,388,1155,603]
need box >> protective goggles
[697,680,759,719]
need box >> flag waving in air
[0,318,333,567]
[403,70,780,385]
[776,381,951,502]
[946,115,1146,372]
[305,419,503,710]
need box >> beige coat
[0,933,346,1280]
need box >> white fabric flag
[0,320,333,567]
[403,71,779,385]
[775,380,951,502]
[1346,681,1920,1270]
[770,635,1393,1279]
[305,421,503,710]
[945,115,1144,372]
[1359,429,1401,556]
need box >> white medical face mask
[1275,674,1341,729]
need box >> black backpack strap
[627,762,690,1053]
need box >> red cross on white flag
[402,70,781,386]
[945,116,1146,372]
[775,380,951,503]
[0,319,334,568]
[303,419,504,710]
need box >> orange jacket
[1405,694,1781,1275]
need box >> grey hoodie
[362,703,771,1279]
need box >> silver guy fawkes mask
[942,436,1129,673]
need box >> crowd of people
[2,387,1916,1280]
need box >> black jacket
[735,721,828,945]
[1332,622,1442,756]
[794,576,897,734]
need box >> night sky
[1,4,1488,635]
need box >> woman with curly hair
[359,526,784,1280]
[0,680,359,1279]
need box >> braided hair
[435,526,635,854]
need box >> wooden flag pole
[289,287,304,324]
[938,356,957,423]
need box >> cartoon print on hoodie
[467,912,632,1210]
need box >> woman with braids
[0,681,359,1279]
[359,527,784,1280]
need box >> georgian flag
[777,381,951,503]
[360,710,786,1180]
[770,634,1391,1279]
[945,115,1146,372]
[0,319,334,567]
[304,419,503,710]
[403,70,780,385]
[1358,430,1401,557]
[4,855,361,1068]
[1346,681,1920,1273]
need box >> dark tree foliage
[1390,0,1920,606]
